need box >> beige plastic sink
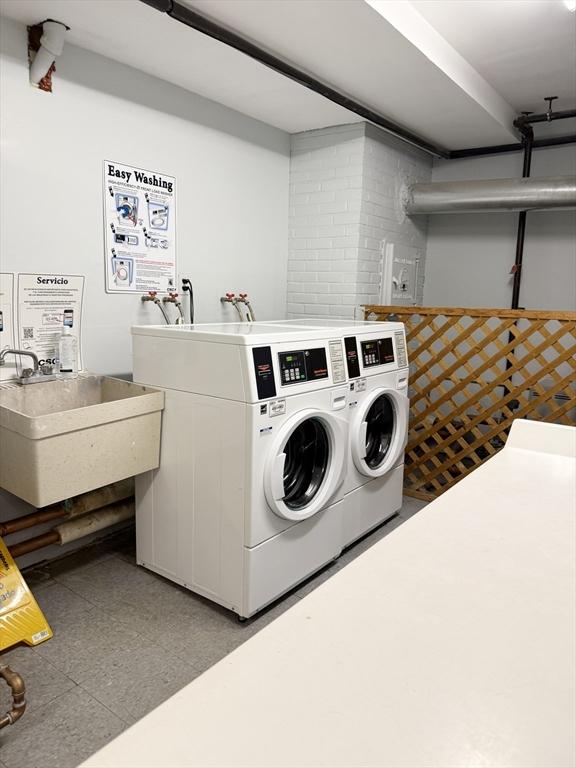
[0,375,164,507]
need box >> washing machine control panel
[360,337,395,368]
[278,348,328,386]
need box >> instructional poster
[17,273,84,369]
[103,160,176,294]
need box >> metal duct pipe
[405,176,576,214]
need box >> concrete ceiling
[0,0,574,151]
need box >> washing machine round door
[264,409,347,521]
[351,388,409,478]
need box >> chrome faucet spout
[0,349,39,371]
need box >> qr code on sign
[23,327,34,339]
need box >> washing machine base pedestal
[137,499,343,620]
[342,464,404,548]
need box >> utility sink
[0,375,164,508]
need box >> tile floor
[0,497,426,768]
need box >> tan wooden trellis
[363,305,576,501]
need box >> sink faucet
[0,349,39,371]
[0,349,56,384]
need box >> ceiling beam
[140,0,451,158]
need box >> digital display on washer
[361,337,395,367]
[252,346,277,399]
[344,336,361,379]
[279,348,328,385]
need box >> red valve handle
[169,292,178,299]
[148,291,157,297]
[226,292,235,299]
[239,293,248,299]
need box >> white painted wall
[0,16,290,376]
[424,145,576,309]
[0,16,289,563]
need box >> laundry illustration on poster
[104,161,176,294]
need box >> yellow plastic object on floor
[0,536,52,652]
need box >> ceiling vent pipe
[404,176,576,214]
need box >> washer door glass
[283,417,330,510]
[364,394,396,469]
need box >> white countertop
[82,420,576,768]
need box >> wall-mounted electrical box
[380,241,420,306]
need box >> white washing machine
[132,322,350,618]
[266,319,409,546]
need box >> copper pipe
[0,479,134,537]
[8,498,135,557]
[9,531,60,558]
[0,507,65,537]
[0,665,26,729]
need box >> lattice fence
[364,305,576,501]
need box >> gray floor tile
[0,687,125,768]
[32,581,98,625]
[79,642,201,725]
[398,496,428,519]
[167,594,301,673]
[44,545,116,582]
[58,555,218,640]
[0,646,76,715]
[18,565,55,590]
[33,607,141,683]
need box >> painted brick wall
[288,124,365,318]
[287,123,432,318]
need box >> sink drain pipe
[0,479,134,537]
[0,665,26,729]
[8,500,135,558]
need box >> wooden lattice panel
[364,305,576,501]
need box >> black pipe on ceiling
[449,134,576,159]
[139,0,450,159]
[140,0,575,162]
[519,108,576,125]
